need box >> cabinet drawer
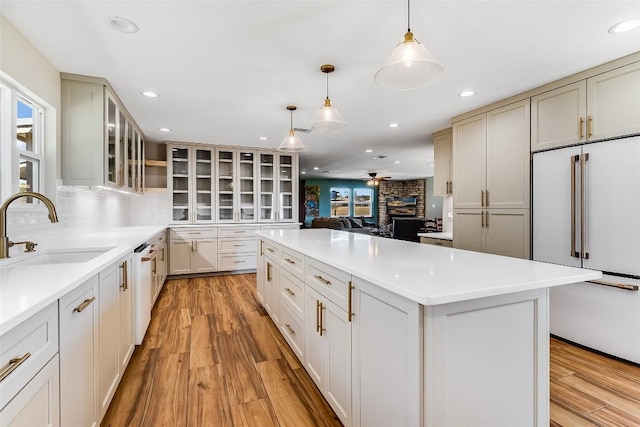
[170,227,218,240]
[281,248,304,280]
[0,302,59,410]
[280,304,304,362]
[305,258,351,311]
[420,237,453,248]
[218,226,259,238]
[218,254,257,271]
[218,238,257,254]
[264,241,282,259]
[280,269,304,321]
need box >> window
[0,76,46,203]
[353,188,373,217]
[330,187,350,217]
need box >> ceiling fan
[366,172,391,186]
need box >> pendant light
[310,64,346,133]
[278,105,306,152]
[374,0,444,90]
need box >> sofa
[310,216,374,234]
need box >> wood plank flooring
[101,274,342,427]
[101,274,640,427]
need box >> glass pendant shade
[311,98,347,133]
[278,129,306,152]
[375,31,444,90]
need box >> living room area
[301,177,453,242]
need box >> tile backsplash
[4,185,168,257]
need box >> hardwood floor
[101,274,342,427]
[102,274,640,427]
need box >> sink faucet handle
[9,241,38,252]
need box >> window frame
[353,187,373,217]
[330,187,351,217]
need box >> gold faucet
[0,192,59,259]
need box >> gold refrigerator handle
[579,117,584,140]
[581,153,590,259]
[570,155,579,258]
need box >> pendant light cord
[407,0,411,32]
[290,110,293,131]
[326,73,330,100]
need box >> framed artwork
[305,185,320,218]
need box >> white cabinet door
[453,115,486,209]
[59,275,99,427]
[305,290,325,391]
[117,258,135,374]
[193,239,217,273]
[453,210,485,253]
[276,154,298,222]
[433,129,452,197]
[256,239,266,304]
[169,240,193,274]
[587,62,640,141]
[0,355,60,427]
[486,100,530,209]
[351,278,421,427]
[531,81,586,152]
[264,258,281,325]
[98,264,120,420]
[486,209,530,259]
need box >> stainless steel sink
[3,247,114,267]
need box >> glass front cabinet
[61,74,143,192]
[168,145,215,224]
[258,152,298,222]
[168,144,297,224]
[215,148,257,223]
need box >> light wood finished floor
[101,274,640,427]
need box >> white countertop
[256,229,601,306]
[417,232,453,241]
[0,225,166,335]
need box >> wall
[378,179,426,226]
[302,178,378,226]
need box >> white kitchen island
[255,228,601,427]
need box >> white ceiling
[2,1,639,180]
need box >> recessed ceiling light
[394,160,401,164]
[159,128,171,132]
[365,149,373,153]
[388,123,400,128]
[109,16,139,34]
[609,18,640,34]
[301,171,306,175]
[258,136,269,141]
[313,167,319,170]
[459,90,475,97]
[430,163,434,167]
[142,91,158,98]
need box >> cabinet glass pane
[217,150,235,221]
[118,111,126,186]
[259,153,275,220]
[127,122,135,188]
[171,147,190,222]
[107,98,117,184]
[194,149,213,222]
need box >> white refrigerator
[533,136,640,363]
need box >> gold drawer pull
[73,297,96,313]
[314,275,331,285]
[233,244,245,247]
[267,248,275,253]
[234,260,246,263]
[284,287,295,296]
[284,323,296,336]
[0,352,31,382]
[284,258,296,265]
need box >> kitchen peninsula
[256,228,601,427]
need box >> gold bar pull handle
[120,260,128,290]
[319,302,326,336]
[587,116,592,138]
[260,239,264,256]
[481,211,485,228]
[284,323,296,336]
[449,181,453,194]
[0,352,31,382]
[284,287,295,296]
[485,190,489,207]
[316,300,321,333]
[267,263,272,282]
[485,211,489,228]
[284,258,296,265]
[579,117,584,140]
[581,153,589,259]
[348,281,355,322]
[314,275,331,285]
[570,155,579,258]
[73,297,96,313]
[481,190,485,207]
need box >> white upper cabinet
[433,128,452,197]
[168,145,215,224]
[453,100,530,210]
[216,148,257,223]
[258,152,299,223]
[531,61,640,152]
[61,74,143,192]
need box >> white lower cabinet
[169,227,218,274]
[263,256,281,326]
[305,287,351,426]
[59,275,99,427]
[0,355,60,427]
